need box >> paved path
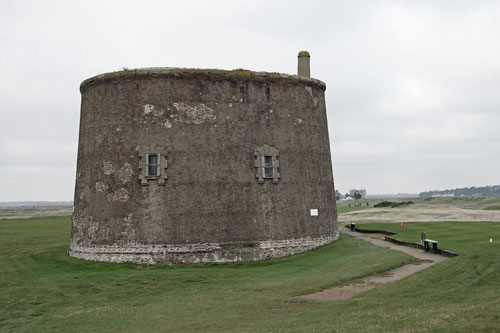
[298,229,450,301]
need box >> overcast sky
[1,0,499,201]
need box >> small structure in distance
[349,189,367,200]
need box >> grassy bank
[262,221,500,331]
[358,221,500,255]
[0,216,411,332]
[2,216,500,331]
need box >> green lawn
[336,199,382,213]
[1,216,500,332]
[358,221,500,255]
[0,216,411,332]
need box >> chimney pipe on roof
[297,51,311,77]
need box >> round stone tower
[70,52,339,264]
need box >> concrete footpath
[299,229,450,301]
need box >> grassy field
[0,216,412,332]
[336,198,383,214]
[417,197,500,210]
[2,213,500,331]
[0,206,73,219]
[336,197,500,214]
[358,221,500,255]
[337,197,500,224]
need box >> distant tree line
[419,185,500,198]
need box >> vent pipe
[297,51,311,77]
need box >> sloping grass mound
[0,216,410,332]
[2,217,500,331]
[484,205,500,210]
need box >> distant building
[335,190,342,201]
[431,193,454,198]
[349,189,366,200]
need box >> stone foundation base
[68,233,339,264]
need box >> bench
[423,239,438,253]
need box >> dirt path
[298,229,450,301]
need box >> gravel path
[298,229,450,301]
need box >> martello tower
[70,52,339,264]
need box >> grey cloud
[1,0,499,200]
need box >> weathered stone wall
[71,68,338,264]
[68,234,338,264]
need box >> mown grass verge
[358,221,500,255]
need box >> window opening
[262,156,274,178]
[138,145,167,186]
[254,145,280,184]
[147,153,160,176]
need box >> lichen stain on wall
[163,119,172,128]
[120,213,136,242]
[103,161,114,175]
[305,86,318,106]
[96,135,104,145]
[95,181,108,193]
[173,102,216,124]
[143,104,164,117]
[95,182,129,202]
[117,163,133,184]
[106,188,129,202]
[141,103,216,128]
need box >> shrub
[374,201,414,208]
